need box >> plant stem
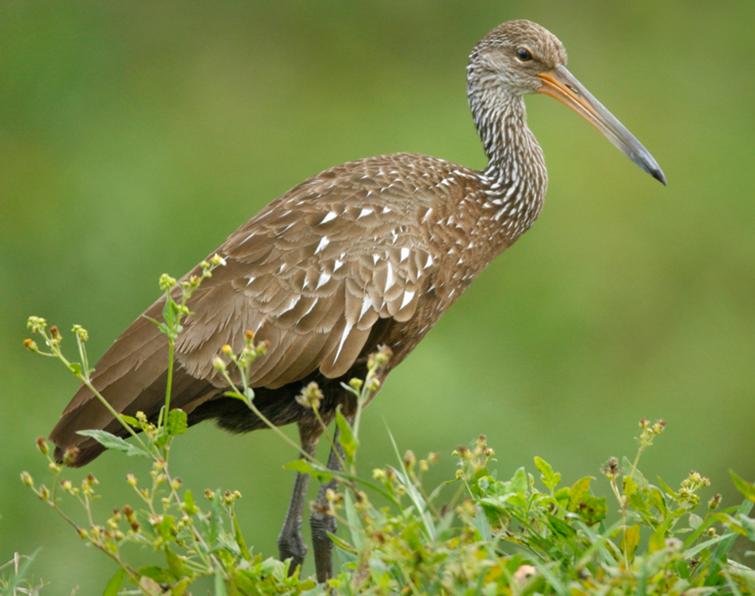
[162,338,175,429]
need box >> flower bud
[513,565,536,585]
[212,356,227,372]
[665,537,682,551]
[26,316,47,333]
[71,324,89,342]
[35,437,49,456]
[601,457,620,480]
[295,382,323,410]
[62,447,80,466]
[158,273,177,292]
[708,493,722,510]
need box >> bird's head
[469,19,666,184]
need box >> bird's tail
[49,302,213,466]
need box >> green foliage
[0,551,43,595]
[16,267,755,594]
[325,429,754,594]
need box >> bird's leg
[310,414,352,583]
[277,425,318,573]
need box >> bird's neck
[468,88,548,239]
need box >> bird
[49,19,665,581]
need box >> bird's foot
[278,529,308,574]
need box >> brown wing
[176,159,440,389]
[50,155,446,464]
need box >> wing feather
[175,163,439,389]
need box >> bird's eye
[516,48,533,61]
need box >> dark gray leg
[278,429,317,573]
[310,418,351,583]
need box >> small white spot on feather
[279,296,300,315]
[334,321,353,363]
[400,290,415,310]
[385,262,396,291]
[316,271,331,289]
[320,211,337,224]
[359,297,372,320]
[315,236,330,254]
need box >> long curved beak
[537,64,666,185]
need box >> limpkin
[50,20,665,580]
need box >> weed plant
[9,261,754,594]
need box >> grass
[7,263,755,594]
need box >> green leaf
[167,408,188,436]
[623,474,639,499]
[547,513,577,538]
[214,568,228,596]
[183,489,197,515]
[232,509,252,561]
[76,429,148,458]
[508,467,528,495]
[623,457,649,487]
[162,298,180,329]
[705,501,754,586]
[684,531,736,560]
[283,459,333,483]
[335,408,358,463]
[223,390,250,405]
[568,476,593,511]
[730,471,755,503]
[103,568,126,596]
[327,530,358,554]
[343,489,364,549]
[567,476,606,525]
[622,524,641,562]
[165,547,185,578]
[171,578,192,596]
[120,414,140,428]
[534,456,561,492]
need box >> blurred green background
[1,0,753,591]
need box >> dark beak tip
[650,167,667,186]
